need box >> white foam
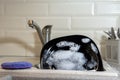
[91,43,98,54]
[81,38,90,43]
[46,50,87,70]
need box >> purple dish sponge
[1,61,32,69]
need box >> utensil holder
[106,40,120,65]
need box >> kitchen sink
[0,61,118,80]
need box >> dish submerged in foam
[40,35,105,71]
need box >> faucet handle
[42,25,52,43]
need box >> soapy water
[91,43,98,54]
[40,35,105,71]
[45,40,98,70]
[46,50,87,70]
[81,38,90,43]
[56,41,80,51]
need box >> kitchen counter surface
[0,57,119,80]
[0,67,118,80]
[108,62,120,80]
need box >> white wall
[0,0,120,59]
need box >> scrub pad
[1,61,32,69]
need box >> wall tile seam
[94,1,98,16]
[25,1,93,3]
[1,0,120,3]
[0,16,27,20]
[0,41,40,45]
[0,28,32,31]
[0,0,26,3]
[70,27,114,31]
[16,0,120,3]
[25,16,74,19]
[48,14,93,16]
[91,2,95,16]
[0,3,91,17]
[0,25,27,30]
[0,27,27,31]
[24,0,120,3]
[52,30,107,32]
[2,14,50,18]
[25,16,72,30]
[24,16,117,19]
[4,1,119,17]
[0,1,120,4]
[1,0,100,4]
[24,0,94,3]
[94,1,120,3]
[94,14,120,16]
[70,28,117,31]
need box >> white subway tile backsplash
[0,43,26,56]
[91,0,120,2]
[94,31,108,44]
[0,30,41,56]
[26,44,42,57]
[95,2,120,15]
[26,17,70,30]
[71,16,118,30]
[5,3,48,16]
[24,0,120,3]
[5,30,41,44]
[0,31,5,37]
[51,30,95,40]
[0,17,26,30]
[25,0,93,3]
[0,0,120,57]
[0,4,3,16]
[49,3,93,16]
[2,0,25,3]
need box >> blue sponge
[1,61,32,69]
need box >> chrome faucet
[28,20,52,46]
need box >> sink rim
[0,61,118,80]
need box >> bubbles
[86,58,97,69]
[56,60,76,70]
[46,50,87,70]
[91,43,98,54]
[81,38,90,43]
[56,41,80,51]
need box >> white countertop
[0,67,118,80]
[108,62,120,80]
[0,57,119,80]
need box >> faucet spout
[28,20,45,46]
[28,20,52,46]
